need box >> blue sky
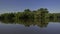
[0,0,60,14]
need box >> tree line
[0,8,60,20]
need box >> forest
[0,8,60,21]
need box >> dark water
[0,19,60,34]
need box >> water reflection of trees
[1,18,60,28]
[0,19,49,28]
[49,18,60,22]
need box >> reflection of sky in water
[0,22,60,34]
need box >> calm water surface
[0,22,60,34]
